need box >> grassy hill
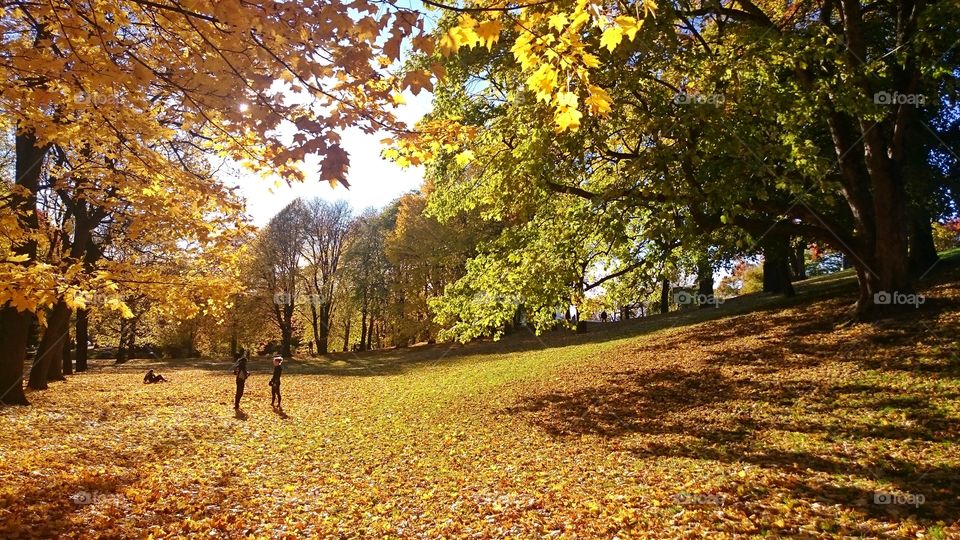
[1,254,958,538]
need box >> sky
[228,89,434,226]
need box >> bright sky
[228,90,433,226]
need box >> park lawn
[2,279,960,538]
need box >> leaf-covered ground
[2,277,960,538]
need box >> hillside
[1,259,958,538]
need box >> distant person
[233,353,249,410]
[268,356,283,408]
[143,369,167,384]
[600,310,608,323]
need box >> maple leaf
[600,26,624,53]
[548,13,568,32]
[615,15,643,41]
[475,20,502,50]
[320,145,351,188]
[585,85,613,115]
[402,70,434,95]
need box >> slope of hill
[1,256,958,538]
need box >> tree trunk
[46,305,71,382]
[28,301,71,389]
[343,319,351,352]
[317,302,331,355]
[763,236,795,297]
[359,308,368,352]
[696,254,714,309]
[0,307,32,405]
[0,131,48,405]
[790,240,807,281]
[116,318,129,364]
[62,334,73,376]
[908,208,939,277]
[366,316,374,351]
[309,300,320,356]
[75,309,89,372]
[659,278,670,314]
[280,321,293,358]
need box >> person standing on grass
[233,352,249,410]
[269,356,283,408]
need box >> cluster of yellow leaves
[436,0,656,132]
[383,119,480,167]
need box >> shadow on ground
[504,271,960,529]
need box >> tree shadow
[503,284,960,530]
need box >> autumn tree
[300,199,353,355]
[250,201,306,358]
[399,0,959,322]
[1,0,433,404]
[343,208,393,351]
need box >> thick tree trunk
[75,309,89,372]
[0,132,48,405]
[359,308,368,351]
[696,255,714,309]
[116,319,128,364]
[46,305,71,382]
[763,237,795,297]
[790,241,807,281]
[0,307,32,405]
[28,301,70,388]
[366,316,374,351]
[62,335,73,376]
[317,302,331,355]
[659,278,670,314]
[908,209,939,277]
[280,324,293,358]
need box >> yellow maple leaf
[526,64,558,103]
[600,26,624,53]
[554,91,578,109]
[585,85,613,114]
[548,13,568,31]
[455,150,475,166]
[615,15,643,41]
[555,105,582,132]
[475,20,502,50]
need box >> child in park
[269,356,283,408]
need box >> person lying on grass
[269,356,283,408]
[143,369,168,384]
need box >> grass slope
[1,261,959,538]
